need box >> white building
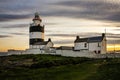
[31,38,54,50]
[74,33,107,54]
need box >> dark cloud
[107,12,120,22]
[106,33,120,38]
[0,0,120,22]
[11,33,28,36]
[48,0,120,22]
[0,14,31,21]
[1,24,28,28]
[47,34,76,37]
[0,0,14,2]
[0,0,36,12]
[0,0,46,21]
[0,35,11,38]
[107,36,120,39]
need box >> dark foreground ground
[0,54,120,80]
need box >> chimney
[102,33,105,37]
[76,36,79,39]
[48,38,51,42]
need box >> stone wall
[5,49,120,58]
[60,50,120,58]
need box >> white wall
[74,42,102,53]
[4,49,120,59]
[74,42,88,50]
[0,53,9,56]
[25,49,44,54]
[101,37,107,54]
[89,42,101,53]
[56,50,120,58]
[60,50,96,58]
[74,43,80,50]
[46,42,54,48]
[8,50,25,55]
[56,50,63,55]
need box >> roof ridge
[75,35,103,43]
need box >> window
[94,51,97,53]
[98,50,101,54]
[84,43,87,47]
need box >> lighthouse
[29,12,45,49]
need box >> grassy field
[0,54,120,80]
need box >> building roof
[33,12,42,22]
[34,41,49,45]
[34,38,53,45]
[75,34,105,43]
[88,36,103,42]
[75,38,88,42]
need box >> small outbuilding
[31,38,54,50]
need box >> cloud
[107,12,120,22]
[45,22,59,25]
[47,34,76,37]
[0,35,11,38]
[107,40,120,44]
[11,33,28,36]
[47,33,106,38]
[48,0,120,22]
[0,14,31,21]
[1,24,28,28]
[0,0,36,12]
[54,41,73,44]
[0,0,120,23]
[47,33,120,37]
[106,33,120,38]
[0,0,47,21]
[112,29,120,31]
[53,40,74,44]
[107,36,120,38]
[0,23,29,37]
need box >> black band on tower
[30,39,44,45]
[30,26,44,32]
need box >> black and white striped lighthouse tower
[29,12,44,49]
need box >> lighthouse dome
[35,12,39,17]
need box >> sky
[0,0,120,52]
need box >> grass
[0,54,120,80]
